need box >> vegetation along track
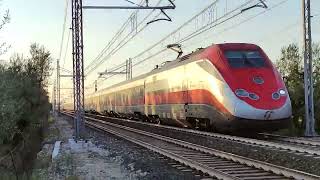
[74,111,320,159]
[62,111,319,180]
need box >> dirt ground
[32,115,208,180]
[32,115,144,179]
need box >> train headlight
[249,93,259,100]
[272,92,280,100]
[235,89,249,97]
[279,89,286,96]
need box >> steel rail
[62,111,320,180]
[85,121,240,180]
[259,133,320,146]
[86,117,320,180]
[84,113,320,157]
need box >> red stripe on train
[107,89,230,115]
[145,89,230,114]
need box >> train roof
[92,47,206,95]
[216,43,261,50]
[92,43,260,96]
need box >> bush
[0,43,51,145]
[277,43,320,134]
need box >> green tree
[26,43,51,88]
[0,44,52,144]
[277,43,320,134]
[312,43,320,132]
[0,55,26,143]
[0,3,10,55]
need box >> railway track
[62,111,320,180]
[259,133,320,147]
[79,112,320,159]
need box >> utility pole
[126,59,129,80]
[126,59,133,80]
[70,0,176,140]
[53,80,56,115]
[57,59,61,114]
[302,0,317,137]
[72,0,85,140]
[99,59,132,80]
[129,58,132,80]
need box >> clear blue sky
[1,0,320,102]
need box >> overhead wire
[79,0,221,87]
[58,0,69,61]
[191,0,290,46]
[52,0,69,98]
[95,0,186,85]
[85,0,163,88]
[85,0,166,76]
[123,0,143,7]
[131,0,222,60]
[179,0,290,57]
[178,0,271,45]
[86,7,164,76]
[97,0,233,83]
[84,13,134,71]
[99,0,290,84]
[62,28,72,68]
[99,61,127,75]
[131,0,255,67]
[132,0,288,69]
[61,67,73,74]
[84,0,147,73]
[257,21,298,44]
[51,0,68,80]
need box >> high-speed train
[64,43,292,133]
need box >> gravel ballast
[89,115,320,176]
[86,126,212,180]
[35,115,213,180]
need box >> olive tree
[0,44,52,145]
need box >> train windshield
[224,50,266,68]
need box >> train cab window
[224,50,266,68]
